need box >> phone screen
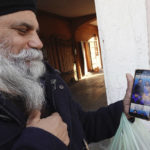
[129,70,150,120]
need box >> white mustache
[9,49,43,62]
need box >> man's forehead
[0,10,39,29]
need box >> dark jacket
[0,63,123,150]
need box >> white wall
[146,0,150,63]
[95,0,150,104]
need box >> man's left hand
[123,73,134,119]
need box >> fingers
[26,111,70,146]
[124,73,134,118]
[45,113,70,145]
[27,110,41,126]
[51,112,60,117]
[124,73,134,102]
[62,123,70,145]
[46,112,62,121]
[126,73,134,93]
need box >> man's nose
[28,33,43,50]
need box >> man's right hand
[26,111,70,146]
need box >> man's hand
[123,73,134,118]
[27,111,70,146]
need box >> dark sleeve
[78,100,123,143]
[12,127,68,150]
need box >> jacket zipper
[50,79,57,111]
[50,78,72,150]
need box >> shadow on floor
[69,72,107,111]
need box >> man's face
[0,10,43,54]
[138,79,142,84]
[0,11,45,113]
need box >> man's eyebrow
[11,22,39,32]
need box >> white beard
[0,47,46,113]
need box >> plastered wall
[146,0,150,64]
[95,0,150,104]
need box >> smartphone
[129,69,150,120]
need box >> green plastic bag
[108,113,150,150]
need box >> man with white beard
[0,0,134,150]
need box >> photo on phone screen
[129,70,150,120]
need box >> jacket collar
[0,92,26,126]
[0,93,26,146]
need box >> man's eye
[17,28,27,33]
[19,29,26,32]
[15,28,29,35]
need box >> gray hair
[0,47,46,113]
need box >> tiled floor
[69,72,107,111]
